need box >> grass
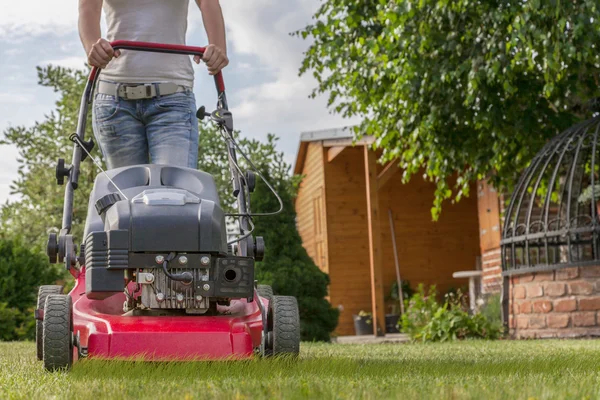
[1,340,599,399]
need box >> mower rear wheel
[36,285,64,360]
[268,296,300,357]
[257,285,273,302]
[43,294,73,371]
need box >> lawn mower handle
[63,41,229,232]
[89,40,227,109]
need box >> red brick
[529,315,546,329]
[547,314,570,329]
[581,266,600,278]
[579,297,600,311]
[517,274,535,283]
[544,282,566,297]
[513,286,526,299]
[568,281,594,295]
[519,301,532,314]
[556,267,579,280]
[534,272,554,282]
[532,300,552,313]
[509,315,515,329]
[572,312,596,327]
[554,298,577,312]
[516,315,529,329]
[527,284,544,298]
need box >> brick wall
[509,266,600,338]
[482,248,502,294]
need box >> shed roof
[294,126,374,175]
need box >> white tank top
[100,0,194,88]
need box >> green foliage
[197,126,339,341]
[400,284,440,338]
[0,238,60,341]
[401,285,502,342]
[388,280,414,314]
[298,1,600,219]
[246,165,338,342]
[0,66,100,248]
[480,293,504,335]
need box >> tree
[197,128,340,341]
[298,1,600,218]
[251,171,340,341]
[0,66,100,247]
[0,238,60,340]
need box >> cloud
[0,1,78,37]
[0,0,358,205]
[41,56,88,70]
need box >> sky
[0,0,359,204]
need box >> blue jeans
[92,89,199,169]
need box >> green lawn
[1,340,599,399]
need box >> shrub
[400,284,440,338]
[252,172,339,342]
[401,285,503,342]
[0,238,60,341]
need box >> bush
[252,172,339,342]
[401,284,503,342]
[0,238,60,341]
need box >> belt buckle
[123,84,153,100]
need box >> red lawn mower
[35,41,300,371]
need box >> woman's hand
[87,38,121,68]
[194,44,229,75]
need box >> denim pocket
[93,94,120,123]
[154,92,192,113]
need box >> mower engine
[80,165,260,313]
[137,263,211,313]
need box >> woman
[78,0,229,169]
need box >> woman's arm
[78,0,119,68]
[195,0,229,75]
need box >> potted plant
[386,280,414,334]
[353,310,373,335]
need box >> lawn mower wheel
[43,294,73,371]
[257,285,273,302]
[36,285,64,360]
[267,295,300,357]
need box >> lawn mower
[35,41,300,371]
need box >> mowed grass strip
[1,340,599,399]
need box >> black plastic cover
[95,193,123,216]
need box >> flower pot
[353,314,373,335]
[385,314,400,334]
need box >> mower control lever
[196,106,210,120]
[56,159,72,186]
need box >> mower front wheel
[265,295,300,357]
[43,294,73,371]
[257,285,273,302]
[36,285,64,360]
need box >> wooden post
[364,146,386,336]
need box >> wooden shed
[294,128,482,336]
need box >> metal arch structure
[501,116,600,276]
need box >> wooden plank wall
[295,142,329,273]
[379,175,481,307]
[323,147,481,335]
[323,147,372,335]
